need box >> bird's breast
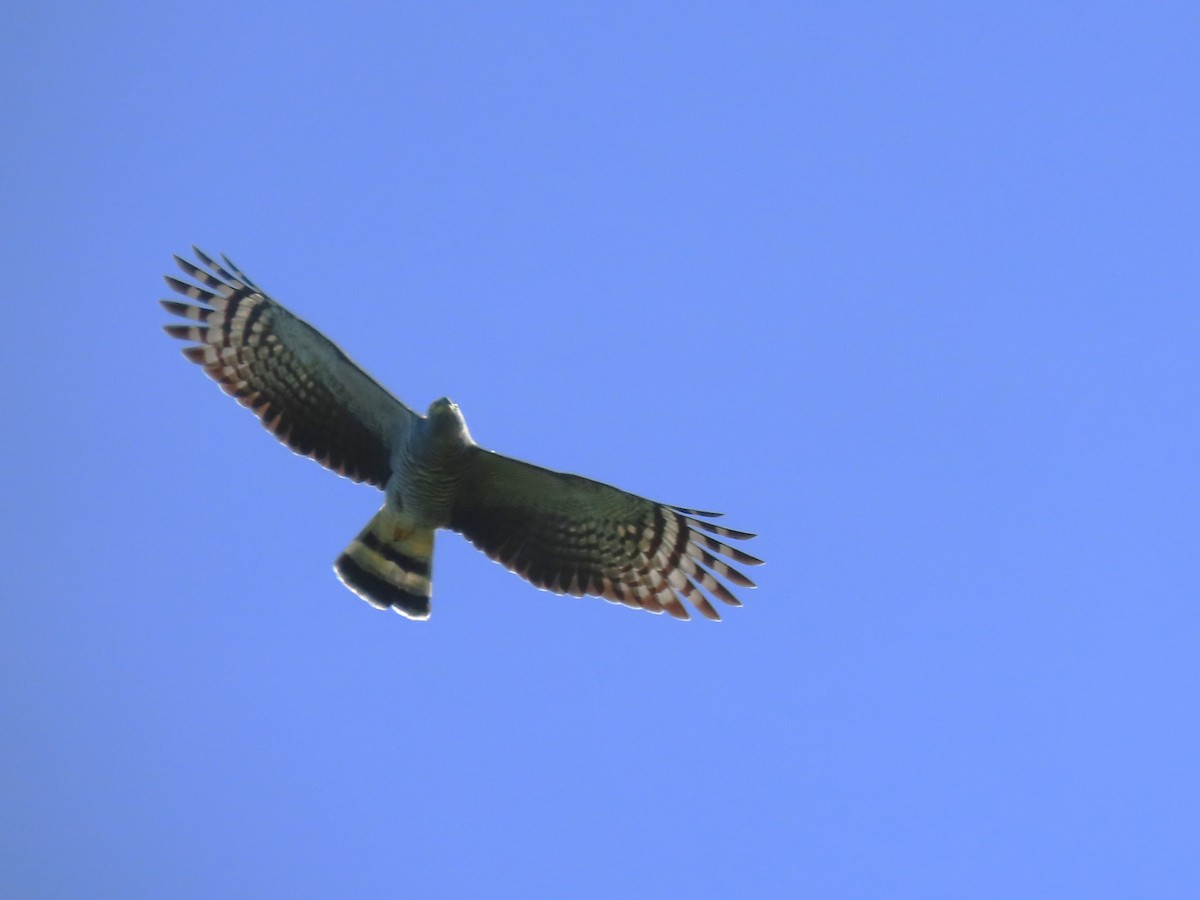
[388,435,465,528]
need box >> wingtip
[670,506,725,518]
[192,246,222,272]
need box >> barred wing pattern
[161,249,415,486]
[450,448,763,621]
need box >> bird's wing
[449,447,762,620]
[161,248,416,487]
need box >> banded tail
[334,506,434,620]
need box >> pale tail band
[334,507,434,620]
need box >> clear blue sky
[2,2,1197,897]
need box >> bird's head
[426,396,473,445]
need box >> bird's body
[389,398,474,528]
[161,249,761,620]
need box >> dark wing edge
[450,448,763,621]
[160,247,416,487]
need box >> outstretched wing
[161,248,415,487]
[450,447,763,620]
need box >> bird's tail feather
[334,506,434,620]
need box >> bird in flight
[161,248,761,621]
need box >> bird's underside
[161,247,762,621]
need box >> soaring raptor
[161,249,761,621]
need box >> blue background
[3,2,1197,896]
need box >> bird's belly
[388,461,458,529]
